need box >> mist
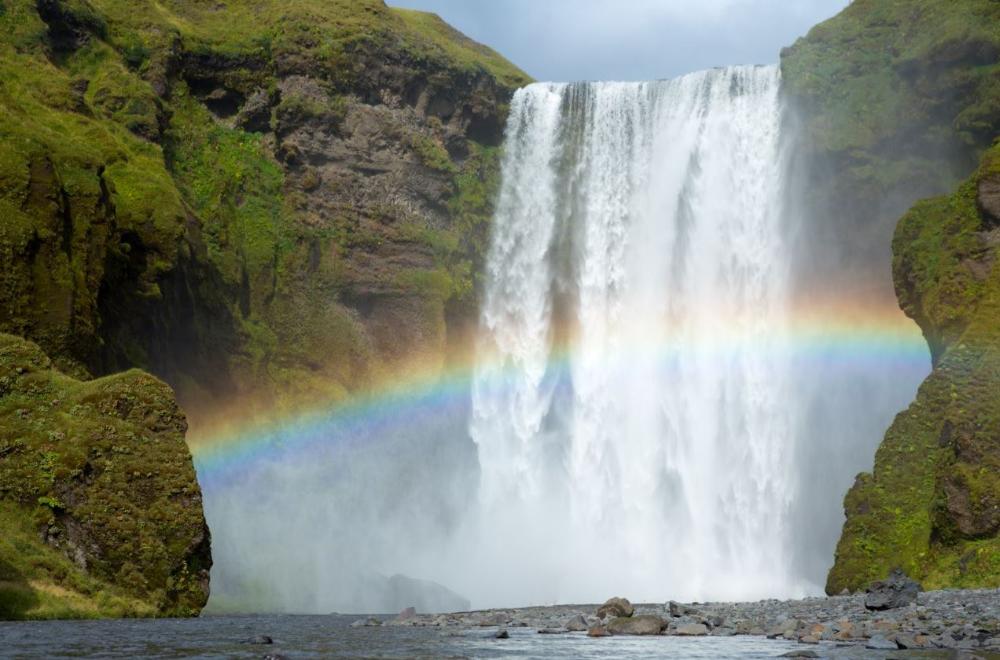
[196,60,933,613]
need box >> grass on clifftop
[782,0,1000,156]
[83,0,530,91]
[391,8,531,89]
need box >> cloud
[387,0,850,81]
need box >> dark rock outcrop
[864,569,921,610]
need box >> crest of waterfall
[470,65,803,603]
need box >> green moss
[783,0,1000,156]
[0,0,524,424]
[828,144,1000,593]
[408,133,456,174]
[0,334,210,618]
[164,83,286,292]
[391,8,531,90]
[275,88,346,130]
[0,502,156,620]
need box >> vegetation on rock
[781,0,1000,290]
[827,142,1000,594]
[0,0,530,422]
[782,0,1000,594]
[0,0,529,619]
[0,333,210,619]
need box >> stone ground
[353,589,1000,654]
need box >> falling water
[470,65,803,604]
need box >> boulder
[245,635,273,645]
[478,612,510,626]
[597,597,634,619]
[350,617,381,627]
[565,615,589,631]
[673,622,709,636]
[494,628,509,639]
[865,634,898,650]
[668,600,699,617]
[587,625,611,637]
[864,569,921,610]
[607,615,666,635]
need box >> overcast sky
[388,0,851,82]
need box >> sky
[388,0,851,82]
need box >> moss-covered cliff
[827,142,1000,593]
[0,0,529,423]
[781,0,1000,291]
[0,0,527,619]
[781,0,1000,593]
[0,333,210,618]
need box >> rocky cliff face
[0,333,210,618]
[782,0,1000,593]
[827,143,1000,593]
[0,0,527,618]
[0,0,529,423]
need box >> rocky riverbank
[354,587,1000,654]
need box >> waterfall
[470,65,803,604]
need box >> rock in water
[864,569,921,610]
[597,597,634,619]
[387,606,418,625]
[780,652,819,659]
[865,634,898,650]
[348,573,470,614]
[587,625,611,638]
[245,635,273,645]
[565,615,589,631]
[673,622,709,636]
[350,617,381,627]
[494,627,509,639]
[607,615,667,635]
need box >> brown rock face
[597,596,635,619]
[0,0,531,428]
[978,174,1000,227]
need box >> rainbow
[190,300,931,488]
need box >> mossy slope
[781,0,1000,287]
[827,142,1000,593]
[0,333,210,619]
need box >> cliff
[827,143,1000,593]
[0,333,210,618]
[0,0,529,423]
[0,0,528,618]
[781,0,1000,292]
[782,0,1000,592]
